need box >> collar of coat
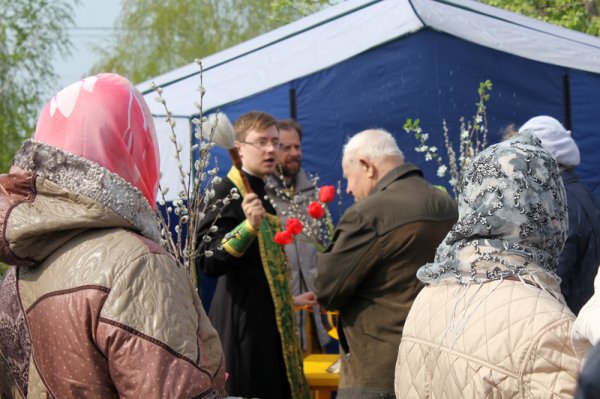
[371,163,423,195]
[11,139,160,243]
[267,168,314,196]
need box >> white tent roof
[138,0,600,117]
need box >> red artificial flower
[308,201,325,219]
[319,185,336,203]
[286,217,303,235]
[274,230,293,245]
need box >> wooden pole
[228,148,253,194]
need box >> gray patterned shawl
[417,131,567,287]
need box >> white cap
[519,115,580,166]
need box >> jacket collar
[371,163,422,195]
[267,168,314,195]
[11,140,160,242]
[559,167,579,184]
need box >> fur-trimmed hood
[1,139,160,268]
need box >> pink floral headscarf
[33,73,160,208]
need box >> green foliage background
[90,0,333,84]
[0,0,76,174]
[90,0,600,86]
[480,0,600,36]
[2,0,599,174]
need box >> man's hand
[242,193,265,230]
[293,291,317,308]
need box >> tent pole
[562,74,572,133]
[290,88,297,120]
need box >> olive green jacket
[314,163,457,399]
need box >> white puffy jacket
[395,278,585,398]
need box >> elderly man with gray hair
[313,129,457,399]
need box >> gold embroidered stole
[227,167,309,399]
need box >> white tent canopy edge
[141,0,600,202]
[138,0,600,118]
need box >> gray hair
[342,129,404,168]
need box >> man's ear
[236,141,243,159]
[359,158,376,179]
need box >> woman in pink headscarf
[0,74,226,398]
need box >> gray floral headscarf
[417,131,568,286]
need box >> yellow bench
[303,354,339,399]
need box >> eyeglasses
[240,139,280,150]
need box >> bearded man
[266,119,332,354]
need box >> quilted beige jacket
[0,142,226,398]
[395,278,586,398]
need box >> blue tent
[139,0,600,214]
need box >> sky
[51,0,122,93]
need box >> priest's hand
[242,193,265,231]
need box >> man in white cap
[519,115,600,314]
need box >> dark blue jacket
[557,168,600,314]
[576,343,600,398]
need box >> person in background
[395,131,585,398]
[572,264,600,359]
[571,247,600,397]
[575,341,600,399]
[519,115,600,315]
[197,111,309,399]
[314,129,457,399]
[266,119,333,354]
[0,73,226,398]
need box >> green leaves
[269,0,332,25]
[481,0,600,37]
[403,118,421,133]
[478,80,492,101]
[90,0,333,84]
[0,0,76,173]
